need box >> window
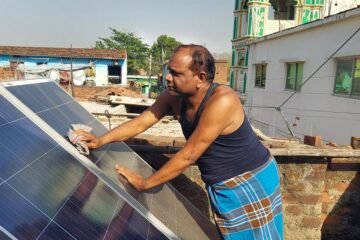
[334,58,360,97]
[286,62,304,91]
[269,0,296,20]
[108,65,121,84]
[255,64,266,88]
[237,51,244,67]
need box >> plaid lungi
[207,157,283,240]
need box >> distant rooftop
[0,46,127,59]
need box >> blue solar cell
[8,165,69,218]
[0,144,27,180]
[0,95,24,125]
[0,93,169,240]
[0,184,49,240]
[7,85,48,113]
[37,222,76,240]
[0,119,57,165]
[25,82,73,109]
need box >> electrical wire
[244,105,360,115]
[279,25,360,108]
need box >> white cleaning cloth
[67,124,93,155]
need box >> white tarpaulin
[17,64,93,85]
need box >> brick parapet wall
[277,157,327,240]
[60,84,113,101]
[321,159,360,239]
[128,134,360,239]
[0,67,15,80]
[61,84,142,101]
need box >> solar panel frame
[0,223,18,239]
[0,83,180,240]
[1,79,221,239]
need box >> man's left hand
[115,164,146,192]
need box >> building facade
[0,46,127,86]
[230,0,360,94]
[245,7,360,144]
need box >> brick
[321,203,333,214]
[304,135,322,147]
[282,194,299,204]
[283,171,302,182]
[351,136,360,149]
[302,216,322,228]
[299,195,321,205]
[323,183,329,191]
[321,192,334,203]
[285,205,302,216]
[311,163,327,170]
[286,183,305,192]
[309,171,325,182]
[333,182,350,192]
[303,204,322,215]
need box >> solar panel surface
[0,94,168,240]
[2,79,220,239]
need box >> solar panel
[1,79,220,239]
[0,94,168,240]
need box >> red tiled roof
[0,46,126,59]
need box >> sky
[0,0,234,54]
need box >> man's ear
[198,71,207,82]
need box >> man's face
[166,49,198,96]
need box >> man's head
[166,44,215,96]
[173,44,215,83]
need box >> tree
[150,35,182,75]
[94,28,150,74]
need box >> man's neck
[184,82,211,110]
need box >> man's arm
[78,90,175,148]
[116,91,243,191]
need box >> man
[75,44,283,239]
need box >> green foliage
[94,30,182,76]
[150,35,182,74]
[94,28,150,74]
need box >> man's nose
[165,73,172,82]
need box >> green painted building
[230,0,354,94]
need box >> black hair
[173,44,215,82]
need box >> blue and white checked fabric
[207,157,283,240]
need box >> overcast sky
[0,0,234,53]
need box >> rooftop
[0,46,127,59]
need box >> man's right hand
[72,130,103,149]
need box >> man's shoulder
[212,84,239,102]
[202,84,241,115]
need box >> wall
[125,134,360,239]
[64,85,113,101]
[60,84,141,101]
[214,60,229,84]
[0,56,127,86]
[0,67,15,80]
[321,158,360,239]
[246,10,360,144]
